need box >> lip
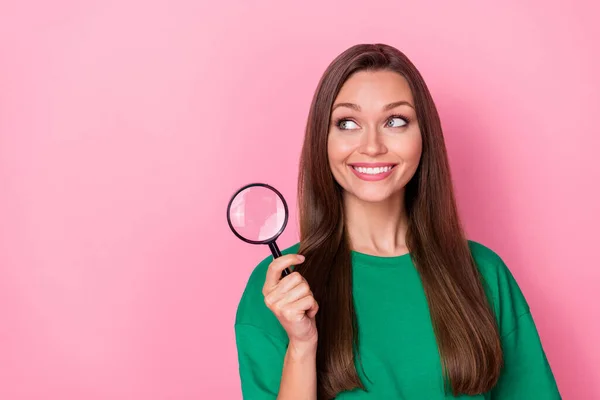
[348,162,397,168]
[348,163,397,182]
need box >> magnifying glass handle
[268,241,292,277]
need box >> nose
[358,126,387,157]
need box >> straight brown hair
[295,44,503,399]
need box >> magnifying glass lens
[227,183,291,277]
[228,185,286,242]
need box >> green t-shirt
[235,241,561,399]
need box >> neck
[343,190,409,257]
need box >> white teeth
[353,166,393,175]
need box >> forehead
[334,70,414,106]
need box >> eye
[386,116,408,128]
[336,119,359,130]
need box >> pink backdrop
[1,1,598,399]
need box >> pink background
[1,1,598,399]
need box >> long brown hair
[295,44,502,399]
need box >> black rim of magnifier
[226,182,289,245]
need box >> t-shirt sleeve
[235,323,287,399]
[234,248,298,399]
[491,311,561,399]
[485,253,561,399]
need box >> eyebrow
[331,100,415,112]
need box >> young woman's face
[327,70,422,203]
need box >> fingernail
[297,255,305,262]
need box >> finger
[263,254,304,294]
[306,298,319,319]
[278,281,312,308]
[291,294,318,318]
[264,272,304,307]
[278,271,305,293]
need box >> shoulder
[467,240,513,298]
[467,240,504,266]
[237,242,301,309]
[467,240,530,336]
[234,242,301,340]
[243,242,301,290]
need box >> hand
[262,254,319,349]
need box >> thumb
[306,300,319,319]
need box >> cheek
[327,135,346,186]
[393,131,422,164]
[410,137,423,162]
[327,134,354,163]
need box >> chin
[348,185,399,204]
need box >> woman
[234,44,560,399]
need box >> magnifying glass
[226,183,291,277]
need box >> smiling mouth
[349,164,397,175]
[347,163,398,182]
